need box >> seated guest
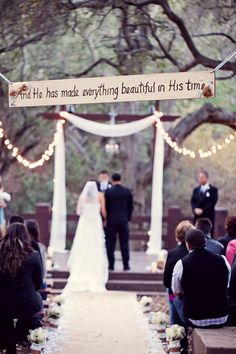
[0,223,43,352]
[172,229,230,328]
[9,215,25,225]
[163,220,193,324]
[195,218,224,255]
[228,259,236,325]
[226,239,236,266]
[26,220,47,279]
[26,220,48,300]
[218,215,236,254]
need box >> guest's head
[225,215,236,237]
[0,223,32,277]
[198,170,209,185]
[185,229,206,251]
[99,170,109,183]
[175,220,194,244]
[26,220,41,243]
[195,218,212,236]
[111,173,122,185]
[9,215,25,225]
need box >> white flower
[139,296,153,307]
[48,304,62,320]
[166,325,185,340]
[28,328,48,344]
[152,311,169,325]
[52,295,65,306]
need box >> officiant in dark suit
[98,170,112,192]
[191,170,218,230]
[105,173,133,271]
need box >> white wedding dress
[64,181,108,293]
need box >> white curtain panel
[146,122,164,254]
[50,121,67,251]
[50,111,164,253]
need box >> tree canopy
[0,0,235,214]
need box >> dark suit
[191,184,218,227]
[105,184,133,269]
[164,243,189,293]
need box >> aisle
[53,292,149,354]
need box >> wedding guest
[163,220,193,324]
[195,218,224,255]
[226,239,236,266]
[228,259,236,325]
[9,215,25,225]
[26,220,47,279]
[0,223,43,352]
[191,170,218,231]
[0,178,11,227]
[218,215,236,253]
[172,229,230,328]
[98,170,111,192]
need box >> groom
[105,173,133,271]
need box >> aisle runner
[45,292,165,354]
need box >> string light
[155,111,235,159]
[0,120,65,169]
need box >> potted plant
[151,311,169,340]
[166,324,186,354]
[139,296,153,313]
[28,327,48,354]
[48,304,62,329]
[52,295,65,306]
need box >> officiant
[191,170,218,230]
[98,170,112,192]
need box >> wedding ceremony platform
[49,251,165,295]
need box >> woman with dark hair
[26,220,47,279]
[218,215,236,254]
[0,223,43,353]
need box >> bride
[64,181,108,293]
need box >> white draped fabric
[50,121,67,251]
[146,122,164,254]
[60,111,157,137]
[50,111,164,254]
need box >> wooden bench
[192,327,236,354]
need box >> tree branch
[193,32,236,44]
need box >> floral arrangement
[139,296,153,307]
[52,295,65,306]
[166,324,185,341]
[48,304,62,320]
[152,311,169,325]
[28,327,48,344]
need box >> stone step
[52,278,165,292]
[50,288,165,297]
[107,280,165,292]
[48,271,163,281]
